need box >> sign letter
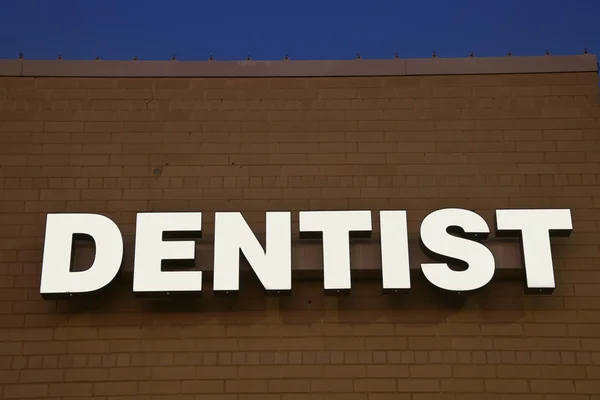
[420,208,495,293]
[380,210,411,292]
[299,210,372,293]
[213,212,291,294]
[133,212,203,295]
[495,209,572,293]
[40,213,123,298]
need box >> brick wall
[0,69,599,399]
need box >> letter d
[40,213,123,299]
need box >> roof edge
[0,55,597,78]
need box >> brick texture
[0,72,599,398]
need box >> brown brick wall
[0,71,599,399]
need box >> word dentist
[39,208,572,298]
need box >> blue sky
[0,0,598,61]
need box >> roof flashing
[0,55,596,78]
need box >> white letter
[380,210,411,292]
[420,208,494,293]
[213,212,291,294]
[40,213,123,298]
[299,210,372,292]
[133,212,202,295]
[496,209,572,293]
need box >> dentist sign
[39,208,572,298]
